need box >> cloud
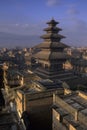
[15,24,19,27]
[46,0,61,6]
[67,8,79,15]
[66,3,80,16]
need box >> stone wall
[15,88,64,130]
[25,89,63,130]
[26,96,52,130]
[52,109,67,130]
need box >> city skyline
[0,0,87,47]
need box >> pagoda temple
[34,19,71,80]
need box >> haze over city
[0,0,87,47]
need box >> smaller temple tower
[35,19,68,79]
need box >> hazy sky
[0,0,87,47]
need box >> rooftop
[53,91,87,129]
[33,79,63,90]
[16,85,38,94]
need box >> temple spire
[52,17,54,20]
[34,19,68,79]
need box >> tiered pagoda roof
[35,51,67,60]
[35,42,68,49]
[34,19,69,79]
[41,33,65,39]
[35,19,68,60]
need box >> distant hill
[0,32,42,48]
[0,32,84,48]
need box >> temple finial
[52,17,54,20]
